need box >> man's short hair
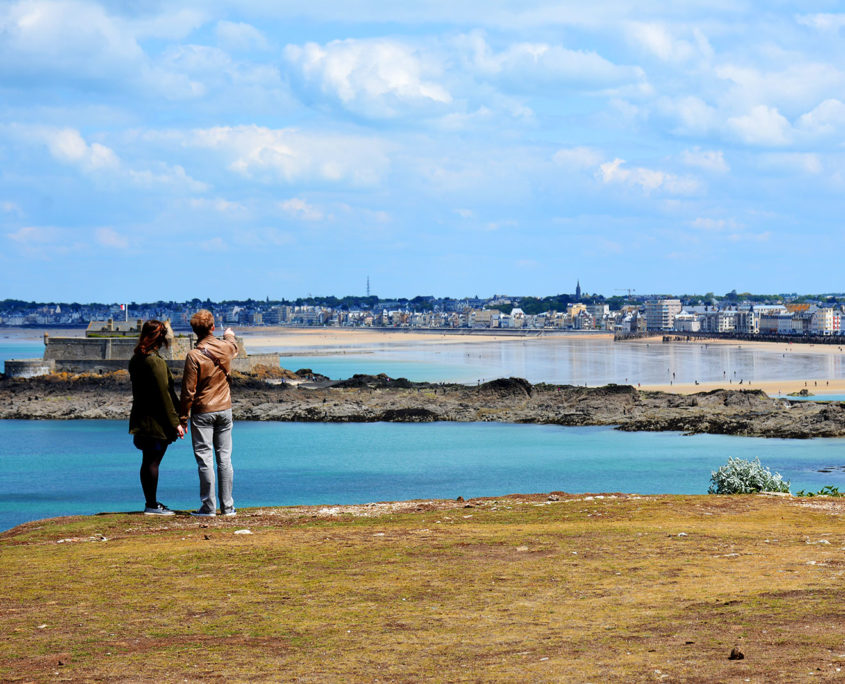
[190,309,215,338]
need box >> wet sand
[641,378,845,397]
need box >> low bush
[709,457,790,494]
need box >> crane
[614,288,636,298]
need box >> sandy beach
[640,378,845,397]
[642,335,845,356]
[238,327,613,350]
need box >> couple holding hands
[128,310,238,517]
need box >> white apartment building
[645,299,682,331]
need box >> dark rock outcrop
[2,372,844,439]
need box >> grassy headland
[2,494,844,681]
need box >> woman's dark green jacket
[128,351,180,442]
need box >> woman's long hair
[135,320,169,355]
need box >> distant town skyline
[2,2,845,301]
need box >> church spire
[575,280,581,299]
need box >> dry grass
[2,494,844,682]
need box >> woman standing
[129,320,185,515]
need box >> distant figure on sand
[180,310,239,518]
[128,320,185,516]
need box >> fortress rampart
[4,319,276,378]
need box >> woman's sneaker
[222,510,237,517]
[144,503,175,516]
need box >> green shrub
[708,457,790,494]
[795,485,843,497]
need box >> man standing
[180,310,239,517]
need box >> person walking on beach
[180,310,239,517]
[129,320,185,515]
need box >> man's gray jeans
[190,409,234,514]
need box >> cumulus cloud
[279,198,324,221]
[187,125,391,186]
[95,227,128,249]
[681,148,729,173]
[797,99,845,136]
[284,38,451,118]
[597,158,699,195]
[42,128,119,171]
[553,146,604,169]
[727,105,792,145]
[625,21,712,63]
[0,1,204,98]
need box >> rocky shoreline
[2,369,845,439]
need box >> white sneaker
[222,510,237,517]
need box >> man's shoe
[190,509,217,518]
[144,503,175,516]
[222,510,237,517]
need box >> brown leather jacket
[179,330,238,425]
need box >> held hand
[224,327,234,336]
[177,424,186,439]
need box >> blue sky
[2,1,844,301]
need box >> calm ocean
[3,333,845,532]
[1,420,843,532]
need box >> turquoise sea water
[2,420,843,532]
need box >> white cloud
[215,20,269,52]
[715,63,845,113]
[459,31,644,89]
[797,99,845,136]
[280,198,324,221]
[126,163,208,193]
[284,38,451,118]
[127,9,207,40]
[797,13,845,32]
[188,198,247,213]
[187,125,391,186]
[681,148,729,173]
[553,146,604,169]
[1,201,23,215]
[43,128,119,171]
[0,1,205,99]
[658,96,718,135]
[454,208,474,219]
[625,22,712,63]
[7,225,57,243]
[95,227,128,249]
[690,217,740,231]
[726,105,791,145]
[597,158,699,195]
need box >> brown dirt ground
[1,493,844,682]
